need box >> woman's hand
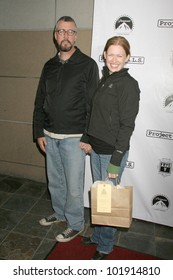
[108,173,118,179]
[80,142,92,154]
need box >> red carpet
[47,236,160,260]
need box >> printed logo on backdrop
[158,158,172,177]
[99,55,145,65]
[157,19,173,28]
[126,161,135,169]
[99,55,104,62]
[146,129,173,140]
[152,195,170,211]
[114,15,134,35]
[163,94,173,113]
[128,56,145,65]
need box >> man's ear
[54,31,57,41]
[74,33,77,43]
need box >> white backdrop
[84,0,173,227]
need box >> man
[33,16,99,242]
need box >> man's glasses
[56,29,77,36]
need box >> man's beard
[59,40,73,52]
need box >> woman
[81,36,140,259]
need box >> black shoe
[39,214,64,226]
[91,251,108,260]
[56,228,83,242]
[82,237,96,246]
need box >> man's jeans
[45,135,85,231]
[90,150,129,254]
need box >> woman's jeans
[90,150,129,254]
[45,135,85,231]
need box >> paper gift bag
[91,181,133,228]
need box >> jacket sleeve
[80,61,99,143]
[110,79,140,166]
[33,67,46,140]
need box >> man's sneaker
[39,214,63,226]
[56,227,83,242]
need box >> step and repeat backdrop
[84,0,173,227]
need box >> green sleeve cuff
[107,163,120,175]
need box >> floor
[0,174,173,260]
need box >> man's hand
[37,137,47,153]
